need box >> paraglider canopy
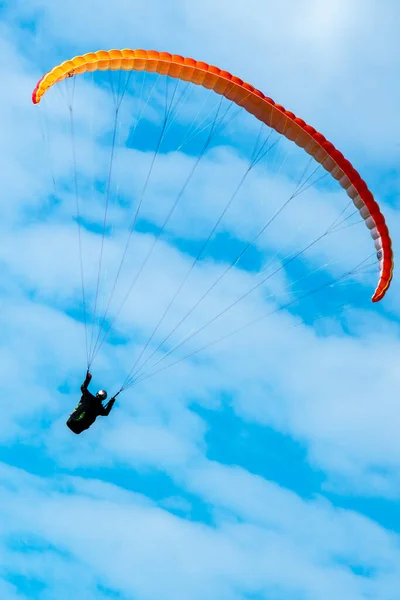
[32,48,393,393]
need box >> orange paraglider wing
[32,48,393,301]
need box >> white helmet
[96,390,107,401]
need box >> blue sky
[1,1,400,599]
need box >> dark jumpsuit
[66,372,115,434]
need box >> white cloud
[1,462,400,600]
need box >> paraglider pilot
[66,371,116,434]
